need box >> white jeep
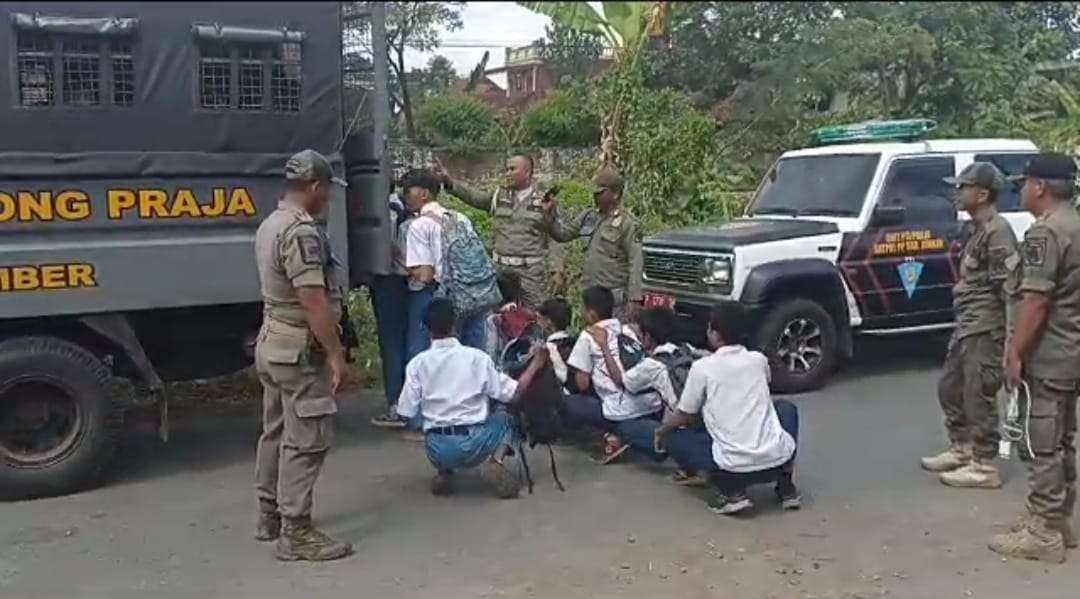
[642,120,1038,393]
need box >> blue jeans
[666,399,800,493]
[424,410,515,471]
[404,287,436,430]
[458,311,488,350]
[370,275,409,408]
[563,394,665,460]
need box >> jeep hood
[644,218,840,252]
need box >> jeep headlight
[702,257,732,287]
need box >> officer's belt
[493,253,545,267]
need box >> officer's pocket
[289,396,337,452]
[261,330,308,366]
[1027,380,1073,453]
[600,226,620,245]
[979,364,1002,397]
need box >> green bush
[415,93,499,151]
[522,89,600,147]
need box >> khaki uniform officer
[991,153,1080,564]
[253,149,353,562]
[545,169,644,321]
[434,155,566,307]
[921,163,1019,489]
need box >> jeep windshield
[749,154,880,218]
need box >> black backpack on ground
[501,333,566,493]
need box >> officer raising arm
[433,154,567,306]
[990,153,1080,564]
[253,149,353,562]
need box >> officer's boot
[939,457,1002,489]
[255,500,282,542]
[989,515,1066,564]
[921,443,971,472]
[275,516,353,562]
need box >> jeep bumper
[663,296,767,347]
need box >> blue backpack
[429,209,502,317]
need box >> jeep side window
[973,153,1039,212]
[878,157,955,225]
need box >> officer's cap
[1008,153,1078,183]
[592,168,625,194]
[943,162,1004,191]
[285,149,347,187]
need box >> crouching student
[396,298,549,498]
[564,286,663,464]
[538,298,576,392]
[655,305,802,515]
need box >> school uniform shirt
[621,343,679,414]
[567,319,662,421]
[396,338,518,431]
[405,202,449,291]
[678,345,795,473]
[545,331,572,386]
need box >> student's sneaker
[431,471,454,496]
[401,429,426,443]
[590,433,630,465]
[775,474,802,510]
[481,458,520,499]
[371,410,407,429]
[708,491,753,516]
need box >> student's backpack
[548,335,577,393]
[430,210,502,317]
[501,334,566,493]
[650,343,696,400]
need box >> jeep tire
[0,337,121,500]
[756,299,838,394]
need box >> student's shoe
[481,458,520,499]
[708,491,753,516]
[431,471,454,496]
[670,469,708,487]
[774,485,802,510]
[371,410,407,428]
[591,433,630,465]
[401,430,425,443]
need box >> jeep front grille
[643,250,707,286]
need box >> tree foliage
[536,22,606,86]
[522,88,601,147]
[415,93,499,151]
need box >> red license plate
[643,292,676,309]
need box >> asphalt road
[1,335,1076,599]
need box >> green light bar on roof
[809,119,938,147]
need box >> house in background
[482,42,615,112]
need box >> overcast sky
[403,2,556,86]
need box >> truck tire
[0,337,121,500]
[756,299,837,394]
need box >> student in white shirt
[537,298,575,391]
[655,304,801,516]
[397,298,548,498]
[565,286,663,464]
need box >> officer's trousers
[937,331,1002,460]
[496,261,548,308]
[1022,377,1078,522]
[254,320,337,519]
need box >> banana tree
[517,2,673,166]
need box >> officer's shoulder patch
[989,246,1009,276]
[1024,237,1047,267]
[297,234,323,266]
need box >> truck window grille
[17,33,54,106]
[110,40,134,107]
[271,42,302,112]
[62,38,101,106]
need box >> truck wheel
[0,337,121,500]
[756,299,837,394]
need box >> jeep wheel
[0,337,121,500]
[756,299,837,394]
